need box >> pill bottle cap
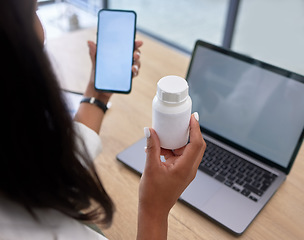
[156,75,189,103]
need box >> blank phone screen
[95,10,136,93]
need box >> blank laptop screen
[187,43,304,168]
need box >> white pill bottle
[152,75,192,149]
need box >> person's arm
[74,40,143,134]
[137,113,206,240]
[73,67,110,134]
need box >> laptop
[117,40,304,235]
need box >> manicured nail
[193,112,199,122]
[144,127,151,138]
[133,65,139,71]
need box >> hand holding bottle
[137,113,206,240]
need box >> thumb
[87,40,96,64]
[144,127,161,169]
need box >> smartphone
[94,9,137,94]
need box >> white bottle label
[152,107,191,149]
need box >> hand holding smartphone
[94,9,137,94]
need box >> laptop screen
[187,40,304,171]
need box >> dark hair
[0,0,114,225]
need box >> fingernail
[144,127,151,138]
[133,65,139,71]
[144,146,147,153]
[193,112,199,122]
[135,51,141,56]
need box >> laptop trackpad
[181,171,222,208]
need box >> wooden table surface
[47,28,304,240]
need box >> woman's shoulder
[0,195,108,240]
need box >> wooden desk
[47,28,304,240]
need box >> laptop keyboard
[199,139,278,202]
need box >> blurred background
[38,0,304,75]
